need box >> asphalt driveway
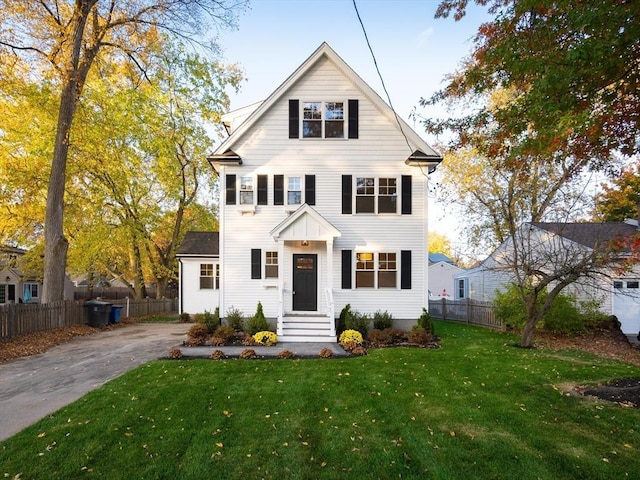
[0,323,188,442]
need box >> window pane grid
[239,176,254,205]
[288,177,301,204]
[200,264,214,290]
[265,251,278,278]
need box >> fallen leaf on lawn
[450,431,456,437]
[37,432,46,438]
[216,442,223,448]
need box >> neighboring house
[428,260,464,299]
[0,246,42,304]
[428,253,455,265]
[454,221,640,334]
[179,42,442,341]
[176,232,220,315]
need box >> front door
[293,254,317,311]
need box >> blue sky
[217,0,492,252]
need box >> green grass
[2,321,640,479]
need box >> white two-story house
[178,42,442,341]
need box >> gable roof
[270,204,341,241]
[209,42,442,167]
[176,232,219,257]
[428,253,455,265]
[530,222,639,249]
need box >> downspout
[178,258,183,314]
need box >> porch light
[5,276,10,284]
[301,240,309,247]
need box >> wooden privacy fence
[428,298,503,330]
[0,298,178,341]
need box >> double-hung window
[378,178,397,213]
[303,101,344,138]
[355,177,375,213]
[239,176,254,205]
[265,252,278,278]
[378,253,397,288]
[200,264,214,289]
[355,252,397,288]
[356,252,375,288]
[355,177,397,214]
[288,177,302,205]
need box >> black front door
[293,254,317,311]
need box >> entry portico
[270,204,341,341]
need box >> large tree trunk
[519,319,537,348]
[41,1,97,303]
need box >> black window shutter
[257,175,268,205]
[401,175,412,215]
[401,250,411,289]
[341,175,352,214]
[289,99,299,138]
[274,175,284,205]
[226,174,236,205]
[305,174,316,206]
[341,250,352,289]
[348,99,359,139]
[251,249,261,279]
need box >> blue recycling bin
[109,305,123,324]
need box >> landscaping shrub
[202,308,220,334]
[240,349,257,359]
[242,334,256,346]
[225,306,244,331]
[337,304,354,335]
[373,310,393,330]
[350,346,368,356]
[179,312,191,323]
[495,285,588,334]
[318,347,334,358]
[339,329,363,345]
[187,323,209,346]
[212,325,234,344]
[347,311,370,337]
[417,308,434,334]
[247,301,270,335]
[168,348,183,359]
[210,350,226,360]
[408,326,433,346]
[253,331,277,346]
[368,328,395,346]
[277,350,295,359]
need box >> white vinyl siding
[217,55,429,320]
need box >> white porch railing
[325,288,335,336]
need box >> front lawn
[2,322,639,479]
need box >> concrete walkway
[0,323,348,442]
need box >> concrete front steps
[278,314,336,342]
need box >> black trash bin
[85,300,112,328]
[109,305,123,324]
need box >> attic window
[303,101,344,138]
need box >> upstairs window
[288,177,302,205]
[355,177,398,214]
[303,101,344,138]
[239,176,254,205]
[355,177,375,213]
